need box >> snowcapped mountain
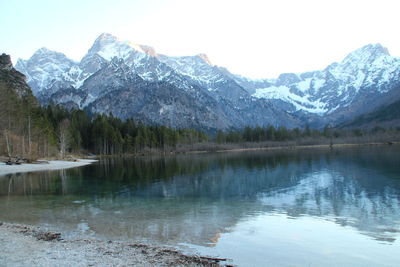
[15,33,300,130]
[15,33,400,129]
[15,48,78,95]
[250,44,400,123]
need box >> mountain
[249,44,400,125]
[1,53,35,100]
[15,33,400,130]
[16,33,301,130]
[339,85,400,129]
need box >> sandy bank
[0,159,98,177]
[0,222,224,267]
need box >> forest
[2,90,400,160]
[0,96,209,159]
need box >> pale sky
[1,0,400,78]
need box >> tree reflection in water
[0,146,399,246]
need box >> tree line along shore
[1,97,400,163]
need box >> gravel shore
[0,222,227,267]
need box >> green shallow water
[1,146,400,266]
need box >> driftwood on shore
[200,256,228,262]
[1,156,25,165]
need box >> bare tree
[58,119,71,159]
[3,129,11,158]
[28,114,32,156]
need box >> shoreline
[0,159,98,177]
[216,141,400,153]
[0,222,225,266]
[88,141,400,158]
[1,141,398,174]
[180,141,400,155]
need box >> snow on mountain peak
[96,32,118,42]
[15,34,400,125]
[35,47,52,55]
[251,43,400,115]
[14,46,78,94]
[359,43,389,56]
[32,47,69,59]
[341,43,390,66]
[87,33,133,61]
[26,48,77,68]
[326,43,399,86]
[91,34,162,60]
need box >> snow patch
[253,86,327,114]
[97,42,133,61]
[352,70,365,90]
[297,78,311,92]
[159,104,173,115]
[313,78,325,90]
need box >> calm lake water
[1,146,400,266]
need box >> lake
[1,146,400,266]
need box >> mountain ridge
[15,33,400,130]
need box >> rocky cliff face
[15,34,400,129]
[1,53,34,100]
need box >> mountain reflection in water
[1,146,400,248]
